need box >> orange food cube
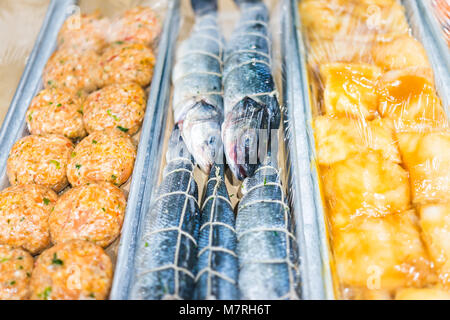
[378,68,448,132]
[333,211,435,291]
[372,35,431,71]
[320,63,382,119]
[314,116,400,165]
[397,131,450,204]
[322,151,410,228]
[419,203,450,288]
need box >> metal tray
[293,0,450,300]
[113,0,322,300]
[0,0,175,300]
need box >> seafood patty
[7,134,74,192]
[0,184,58,255]
[50,182,127,247]
[57,11,109,53]
[26,88,86,140]
[84,83,146,135]
[67,129,137,187]
[30,240,112,300]
[109,6,161,47]
[100,42,155,87]
[0,245,34,300]
[43,48,102,94]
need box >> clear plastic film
[298,0,450,300]
[0,0,169,300]
[128,0,305,300]
[431,0,450,47]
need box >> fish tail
[191,0,218,15]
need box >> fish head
[183,101,224,174]
[222,97,272,180]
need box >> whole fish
[222,0,281,180]
[172,0,224,173]
[236,157,301,300]
[194,163,239,300]
[130,125,200,300]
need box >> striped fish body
[236,161,300,300]
[172,4,225,174]
[194,164,239,300]
[131,127,200,300]
[223,1,279,123]
[222,0,281,180]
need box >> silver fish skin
[172,0,224,174]
[130,126,200,300]
[194,163,239,300]
[236,157,301,300]
[222,0,281,180]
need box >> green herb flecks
[51,253,63,266]
[49,160,60,169]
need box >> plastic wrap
[298,0,450,300]
[431,0,450,47]
[113,0,313,300]
[0,0,169,300]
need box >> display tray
[0,0,172,299]
[295,0,450,299]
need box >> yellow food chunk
[323,151,410,228]
[419,203,450,288]
[320,63,381,119]
[314,116,400,165]
[378,68,448,132]
[395,288,450,300]
[333,211,435,291]
[398,131,450,204]
[372,35,431,71]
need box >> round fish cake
[0,245,34,300]
[100,42,155,87]
[0,184,58,254]
[7,134,74,192]
[30,240,113,300]
[67,129,137,187]
[84,83,146,135]
[57,11,109,53]
[43,48,102,94]
[26,88,86,140]
[109,6,161,47]
[50,182,127,247]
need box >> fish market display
[222,0,281,180]
[0,4,162,300]
[237,157,300,299]
[223,0,300,300]
[299,0,450,300]
[131,126,200,300]
[172,0,224,173]
[194,163,239,300]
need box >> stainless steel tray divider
[0,0,77,180]
[110,0,181,300]
[287,0,335,300]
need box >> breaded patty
[30,240,112,300]
[26,88,86,140]
[43,48,102,94]
[50,182,126,247]
[100,42,155,87]
[7,134,74,192]
[109,6,161,47]
[0,184,57,254]
[67,129,136,187]
[0,245,34,300]
[84,83,146,135]
[57,11,109,53]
